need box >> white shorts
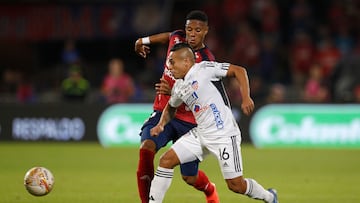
[171,128,243,179]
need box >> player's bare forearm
[147,32,171,44]
[135,32,171,58]
[150,103,176,137]
[158,103,176,127]
[227,65,255,115]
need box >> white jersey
[169,61,241,137]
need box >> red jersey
[153,30,215,124]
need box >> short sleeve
[199,61,230,79]
[169,79,184,107]
[213,62,230,78]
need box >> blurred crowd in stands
[1,0,360,106]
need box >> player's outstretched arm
[135,32,171,58]
[226,65,255,115]
[150,103,177,137]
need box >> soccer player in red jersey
[134,10,219,203]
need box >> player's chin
[188,41,196,47]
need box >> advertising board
[250,104,360,148]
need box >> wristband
[142,37,150,45]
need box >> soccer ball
[24,166,54,196]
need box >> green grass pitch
[0,142,359,203]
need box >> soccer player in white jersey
[149,43,279,203]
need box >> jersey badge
[195,52,200,59]
[191,80,198,90]
[174,37,181,44]
[193,103,209,114]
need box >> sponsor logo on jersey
[210,103,224,129]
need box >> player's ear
[204,25,209,35]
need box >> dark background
[0,0,360,108]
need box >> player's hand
[155,78,171,95]
[241,97,255,116]
[135,39,150,58]
[150,125,164,137]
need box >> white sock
[245,178,274,203]
[149,166,174,203]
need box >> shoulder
[197,61,216,67]
[196,61,229,77]
[168,30,186,48]
[170,30,185,38]
[173,79,185,93]
[194,46,215,62]
[191,62,215,76]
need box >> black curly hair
[186,10,208,24]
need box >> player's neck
[193,43,205,51]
